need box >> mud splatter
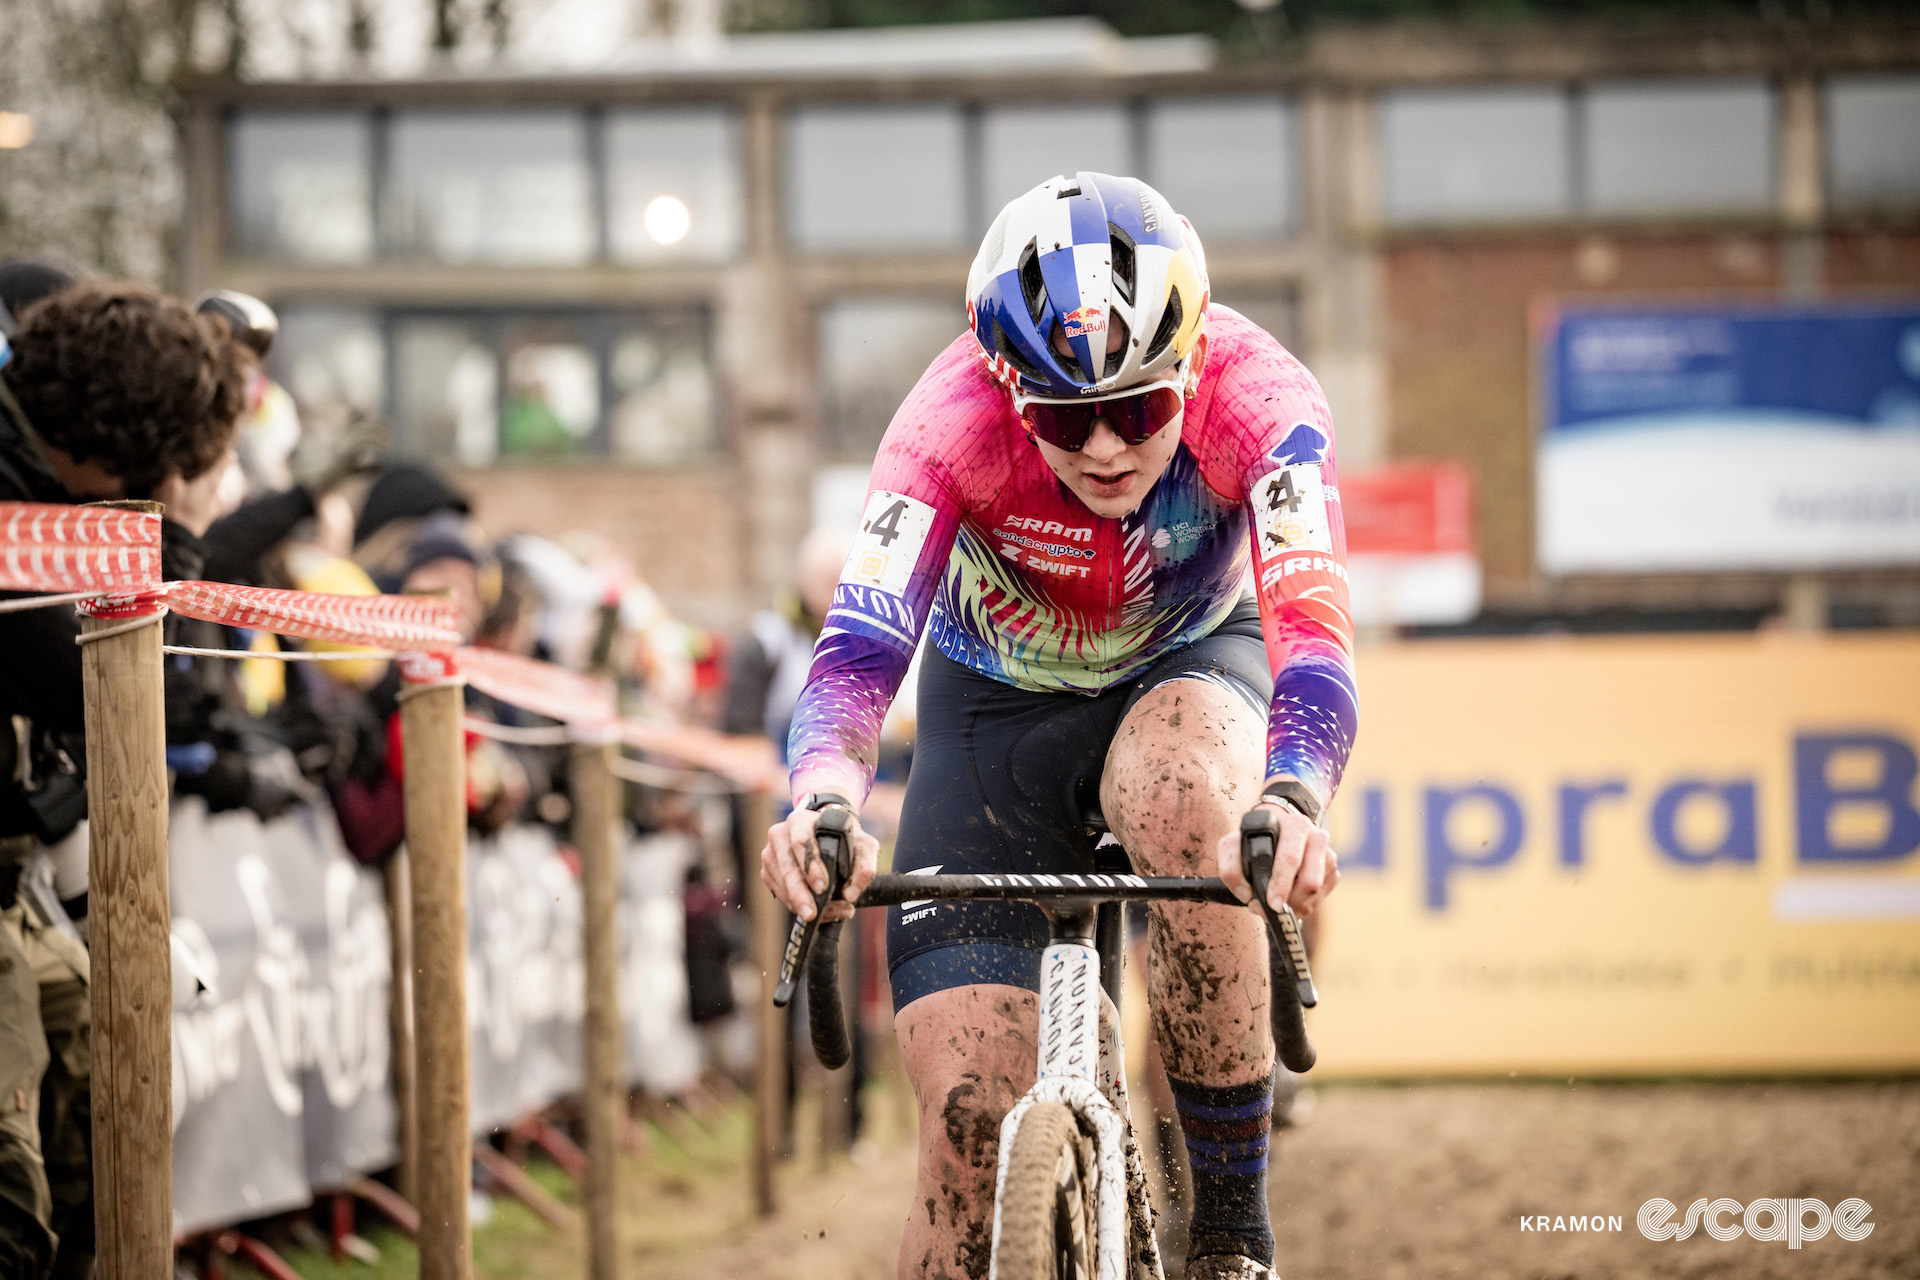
[941,1075,1000,1171]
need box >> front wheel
[994,1102,1096,1280]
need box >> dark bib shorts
[887,597,1272,1012]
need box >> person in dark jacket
[0,278,249,1280]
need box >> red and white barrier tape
[167,580,461,650]
[0,502,774,791]
[456,645,616,729]
[0,503,161,595]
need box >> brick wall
[454,464,754,629]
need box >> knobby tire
[995,1102,1097,1280]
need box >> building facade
[175,16,1920,628]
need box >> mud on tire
[994,1102,1097,1280]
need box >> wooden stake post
[745,789,785,1217]
[79,499,172,1279]
[572,738,625,1280]
[397,653,473,1280]
[384,849,419,1206]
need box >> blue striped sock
[1169,1073,1275,1265]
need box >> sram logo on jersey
[1002,515,1093,543]
[1260,554,1349,591]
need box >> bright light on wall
[643,194,691,245]
[0,113,33,150]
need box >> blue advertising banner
[1537,301,1920,572]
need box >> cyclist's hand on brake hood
[762,804,880,924]
[1217,797,1339,918]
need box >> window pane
[607,108,743,262]
[229,112,372,262]
[1147,97,1295,241]
[386,111,592,264]
[394,321,498,465]
[1586,79,1773,215]
[980,103,1131,220]
[501,329,599,461]
[1381,87,1570,223]
[269,307,385,422]
[1829,74,1920,209]
[610,318,718,465]
[818,298,962,459]
[786,106,967,252]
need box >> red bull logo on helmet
[1063,306,1106,338]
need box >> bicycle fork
[988,904,1166,1280]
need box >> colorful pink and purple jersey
[788,306,1358,812]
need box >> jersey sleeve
[1197,337,1359,814]
[784,363,976,807]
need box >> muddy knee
[1105,748,1248,873]
[1102,684,1263,874]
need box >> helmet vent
[995,323,1045,384]
[1017,244,1047,326]
[1108,225,1135,306]
[1102,316,1130,381]
[1144,287,1183,364]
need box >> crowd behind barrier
[0,476,781,1265]
[0,265,794,1274]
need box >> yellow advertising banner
[1313,632,1920,1076]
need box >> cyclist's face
[1034,411,1183,519]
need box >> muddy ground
[578,1079,1918,1280]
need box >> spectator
[0,278,249,1280]
[350,461,472,590]
[723,526,849,749]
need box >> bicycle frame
[775,807,1319,1280]
[988,898,1158,1280]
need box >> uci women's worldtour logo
[1637,1197,1874,1247]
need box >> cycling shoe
[1185,1255,1279,1280]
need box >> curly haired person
[0,275,250,1280]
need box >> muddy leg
[1100,679,1270,1087]
[894,983,1038,1280]
[1102,679,1278,1268]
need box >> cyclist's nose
[1082,419,1127,461]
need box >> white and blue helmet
[967,172,1210,400]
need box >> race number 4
[1252,464,1333,558]
[844,490,937,597]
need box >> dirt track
[1266,1080,1918,1280]
[620,1080,1919,1280]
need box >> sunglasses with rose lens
[1017,383,1186,452]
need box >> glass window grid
[374,307,722,467]
[232,75,1920,261]
[227,104,744,265]
[1826,73,1920,211]
[786,95,1300,251]
[226,96,1310,264]
[1380,79,1786,227]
